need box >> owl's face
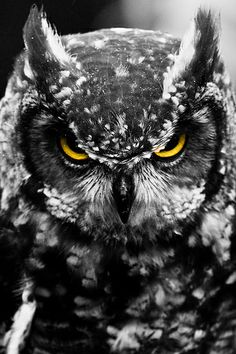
[10,8,227,245]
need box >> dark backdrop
[0,0,119,97]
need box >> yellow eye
[154,133,186,158]
[59,136,89,161]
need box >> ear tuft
[23,5,72,79]
[163,9,220,98]
[191,9,220,84]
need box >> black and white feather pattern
[1,6,236,354]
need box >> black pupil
[162,134,180,151]
[65,134,84,154]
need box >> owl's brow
[86,150,153,167]
[150,121,180,152]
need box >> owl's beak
[112,173,134,224]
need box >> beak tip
[118,211,130,224]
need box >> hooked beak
[112,172,134,224]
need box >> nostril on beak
[112,173,134,224]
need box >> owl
[1,5,236,354]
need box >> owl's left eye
[154,133,186,158]
[59,135,89,161]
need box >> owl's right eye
[59,135,89,162]
[154,133,186,159]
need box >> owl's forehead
[62,29,179,97]
[56,29,180,158]
[63,28,179,67]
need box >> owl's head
[5,7,233,246]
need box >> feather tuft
[23,5,72,79]
[163,9,220,97]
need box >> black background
[0,0,120,98]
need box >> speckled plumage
[1,6,236,354]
